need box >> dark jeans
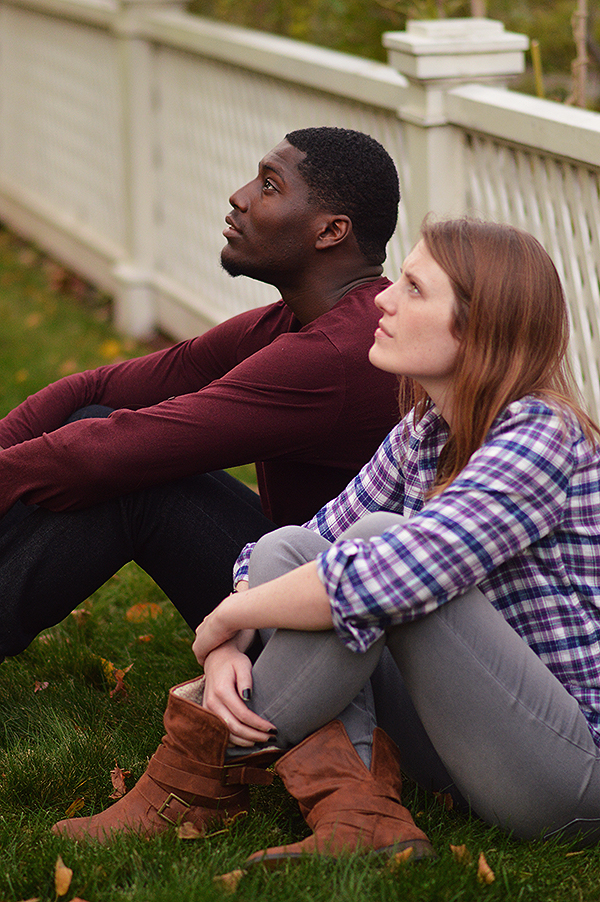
[0,409,275,659]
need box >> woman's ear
[315,215,352,249]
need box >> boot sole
[247,838,436,869]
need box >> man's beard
[220,250,277,285]
[220,251,245,278]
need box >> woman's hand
[193,597,239,666]
[194,562,333,665]
[202,639,276,746]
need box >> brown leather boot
[52,677,278,843]
[247,720,434,865]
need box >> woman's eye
[409,281,420,295]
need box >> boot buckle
[157,792,190,824]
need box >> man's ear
[315,215,352,249]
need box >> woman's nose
[374,283,397,313]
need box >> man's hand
[202,640,275,746]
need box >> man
[0,126,403,660]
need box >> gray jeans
[245,513,600,844]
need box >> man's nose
[228,182,251,211]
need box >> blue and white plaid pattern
[235,397,600,745]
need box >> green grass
[1,227,600,900]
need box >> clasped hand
[193,587,276,747]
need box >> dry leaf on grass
[96,657,134,698]
[433,790,454,810]
[450,843,472,866]
[387,846,414,871]
[213,869,247,894]
[54,855,73,897]
[177,822,203,840]
[70,609,91,627]
[33,681,49,693]
[477,851,495,884]
[64,797,85,818]
[109,762,131,799]
[126,602,162,623]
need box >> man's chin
[220,252,244,278]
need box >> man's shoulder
[305,276,392,347]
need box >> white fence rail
[1,3,599,417]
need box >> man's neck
[281,267,385,326]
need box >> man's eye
[263,178,276,191]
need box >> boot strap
[151,745,274,787]
[306,795,410,830]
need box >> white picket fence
[0,3,599,417]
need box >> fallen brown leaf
[96,656,133,696]
[126,602,162,623]
[177,822,203,840]
[387,846,414,871]
[64,797,85,818]
[433,790,454,810]
[450,843,472,866]
[58,359,78,377]
[213,869,246,894]
[109,762,131,799]
[70,609,91,627]
[477,851,495,884]
[54,855,73,897]
[100,339,123,360]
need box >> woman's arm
[193,561,332,666]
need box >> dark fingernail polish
[268,728,278,735]
[242,689,252,701]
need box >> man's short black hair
[285,126,400,265]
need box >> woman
[54,218,600,859]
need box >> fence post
[383,19,529,236]
[112,0,184,337]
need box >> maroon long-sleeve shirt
[0,278,400,525]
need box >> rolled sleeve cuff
[316,544,385,653]
[233,542,254,586]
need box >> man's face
[221,140,322,285]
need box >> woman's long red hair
[412,218,599,495]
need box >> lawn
[1,226,599,901]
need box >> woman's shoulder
[490,395,594,456]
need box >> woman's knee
[248,526,330,586]
[340,511,407,541]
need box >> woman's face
[369,239,461,412]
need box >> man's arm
[0,327,344,516]
[0,307,272,449]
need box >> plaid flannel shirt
[235,397,600,746]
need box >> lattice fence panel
[463,132,600,420]
[0,6,126,249]
[152,46,411,323]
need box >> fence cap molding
[448,83,600,168]
[142,11,408,109]
[384,18,528,82]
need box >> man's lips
[223,215,243,238]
